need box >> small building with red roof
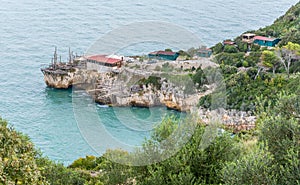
[223,40,236,46]
[253,36,281,47]
[148,51,179,61]
[86,55,123,67]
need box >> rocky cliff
[42,67,257,131]
[77,70,211,112]
[43,70,77,89]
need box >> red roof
[86,55,122,64]
[223,41,236,45]
[149,51,177,56]
[254,36,277,42]
[199,48,212,51]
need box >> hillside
[207,2,300,111]
[255,2,300,46]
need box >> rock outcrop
[196,108,256,132]
[43,70,76,89]
[83,70,206,112]
[42,67,257,131]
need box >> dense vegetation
[1,90,300,184]
[201,41,300,111]
[202,1,300,111]
[0,118,100,185]
[0,119,46,184]
[65,91,299,185]
[256,2,300,46]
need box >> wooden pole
[54,47,58,66]
[69,47,72,63]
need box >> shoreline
[41,54,257,132]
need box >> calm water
[0,0,298,165]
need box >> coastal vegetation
[1,91,299,184]
[255,2,300,46]
[138,76,162,89]
[199,2,300,111]
[0,118,98,185]
[1,2,300,185]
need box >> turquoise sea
[0,0,298,165]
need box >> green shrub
[237,41,249,52]
[212,42,223,54]
[138,76,162,89]
[69,156,97,170]
[0,118,47,185]
[192,67,207,88]
[220,64,238,78]
[224,45,238,53]
[242,61,249,67]
[222,144,277,185]
[215,52,244,67]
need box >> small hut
[197,46,212,58]
[242,33,256,43]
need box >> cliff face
[42,67,257,130]
[43,71,76,89]
[40,67,215,112]
[84,71,208,112]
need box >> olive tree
[261,50,280,75]
[276,42,300,78]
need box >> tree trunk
[255,67,262,80]
[287,54,292,79]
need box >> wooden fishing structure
[41,47,86,75]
